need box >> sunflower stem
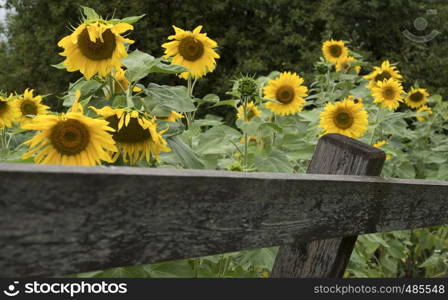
[217,255,225,278]
[0,130,5,151]
[242,96,249,168]
[107,74,114,99]
[2,130,8,151]
[325,64,333,102]
[272,114,278,145]
[244,136,249,169]
[369,107,383,145]
[5,132,12,149]
[229,139,244,156]
[193,258,200,278]
[187,76,193,96]
[191,78,199,121]
[185,76,195,130]
[191,78,198,96]
[425,111,438,137]
[125,87,134,108]
[222,256,231,277]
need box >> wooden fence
[0,133,447,277]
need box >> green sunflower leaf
[80,6,100,21]
[111,95,127,107]
[149,61,189,74]
[144,83,195,113]
[236,119,261,136]
[51,62,67,70]
[112,15,146,25]
[349,85,370,99]
[146,260,194,278]
[195,125,242,156]
[430,94,443,102]
[394,161,416,179]
[193,119,222,127]
[167,136,205,170]
[211,100,240,109]
[122,50,161,82]
[419,254,441,268]
[202,94,220,103]
[254,150,293,173]
[63,79,103,107]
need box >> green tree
[0,0,447,104]
[321,0,448,95]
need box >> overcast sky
[0,0,5,23]
[0,1,6,40]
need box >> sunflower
[162,25,220,80]
[114,67,142,93]
[0,94,20,129]
[416,105,433,122]
[365,60,403,90]
[335,56,361,74]
[237,102,261,122]
[90,106,171,164]
[114,67,130,92]
[373,140,392,160]
[14,89,49,126]
[320,97,369,139]
[371,78,405,111]
[22,91,117,166]
[263,72,308,116]
[373,140,387,148]
[322,40,349,64]
[239,136,259,144]
[405,87,429,109]
[58,21,134,80]
[157,111,185,122]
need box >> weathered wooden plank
[0,154,447,277]
[271,133,385,278]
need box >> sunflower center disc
[375,71,392,82]
[276,85,295,104]
[384,88,395,100]
[329,45,342,58]
[0,101,6,115]
[107,115,152,144]
[410,92,423,102]
[50,119,90,156]
[78,28,117,61]
[335,112,353,129]
[178,37,204,61]
[21,100,38,116]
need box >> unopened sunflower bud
[228,162,244,172]
[237,76,258,98]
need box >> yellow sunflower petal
[58,21,133,79]
[263,72,308,116]
[162,25,219,80]
[319,97,369,139]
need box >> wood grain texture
[0,144,447,276]
[271,133,385,278]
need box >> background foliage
[1,0,448,107]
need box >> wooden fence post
[270,133,386,278]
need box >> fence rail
[0,134,447,277]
